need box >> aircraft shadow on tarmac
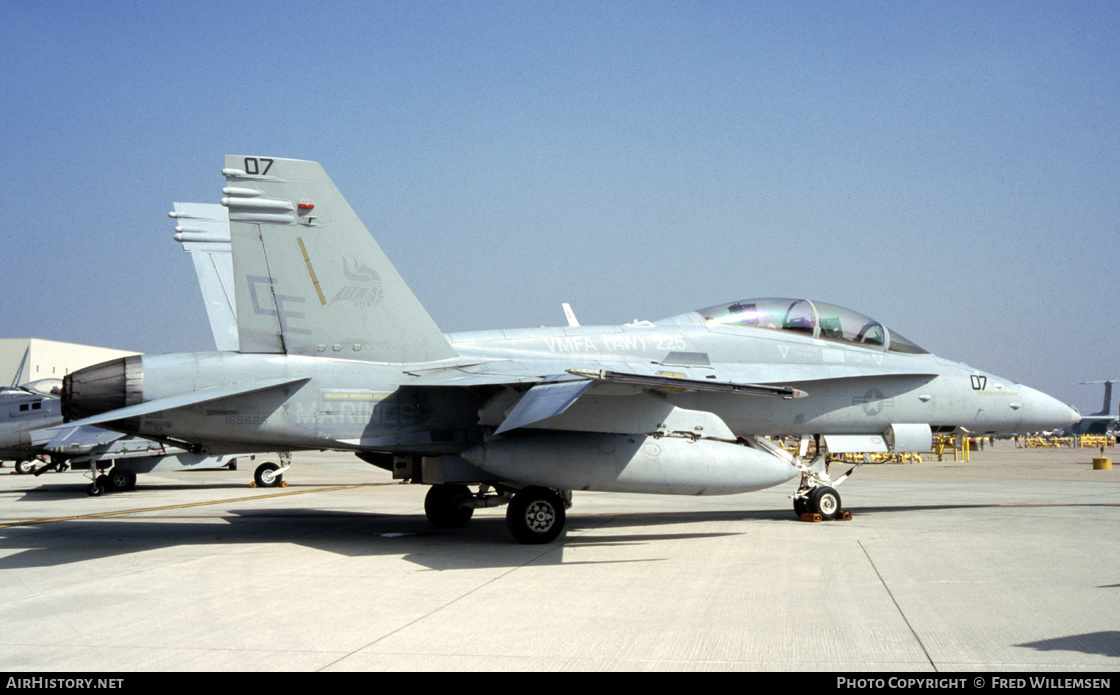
[5,478,271,500]
[1016,631,1120,659]
[0,507,764,573]
[5,481,1117,572]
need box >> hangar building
[0,338,138,388]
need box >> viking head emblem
[330,258,383,309]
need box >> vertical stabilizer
[221,156,457,364]
[170,203,238,351]
[1080,380,1119,417]
[10,345,30,388]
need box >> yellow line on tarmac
[0,483,390,530]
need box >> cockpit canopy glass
[698,298,928,354]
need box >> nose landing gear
[791,449,856,522]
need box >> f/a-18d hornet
[60,156,1080,543]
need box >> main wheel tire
[14,460,34,475]
[506,487,566,545]
[424,484,475,529]
[106,470,137,491]
[809,486,841,519]
[254,462,282,488]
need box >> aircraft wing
[406,360,938,435]
[566,369,808,398]
[408,359,938,389]
[63,376,310,429]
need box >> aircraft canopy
[698,298,928,354]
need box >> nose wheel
[791,449,856,521]
[809,486,841,518]
[793,485,848,521]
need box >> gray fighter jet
[61,156,1080,542]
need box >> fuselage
[0,390,62,457]
[67,309,1078,456]
[450,311,1077,438]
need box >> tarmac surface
[1,444,1117,672]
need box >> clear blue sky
[2,1,1117,413]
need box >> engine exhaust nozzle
[61,355,144,422]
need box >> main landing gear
[505,487,567,544]
[424,484,475,529]
[423,484,571,544]
[85,467,138,496]
[11,457,63,476]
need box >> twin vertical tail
[220,156,457,364]
[169,202,238,352]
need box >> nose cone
[1018,385,1081,432]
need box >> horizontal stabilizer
[44,425,127,453]
[64,376,309,429]
[567,368,808,399]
